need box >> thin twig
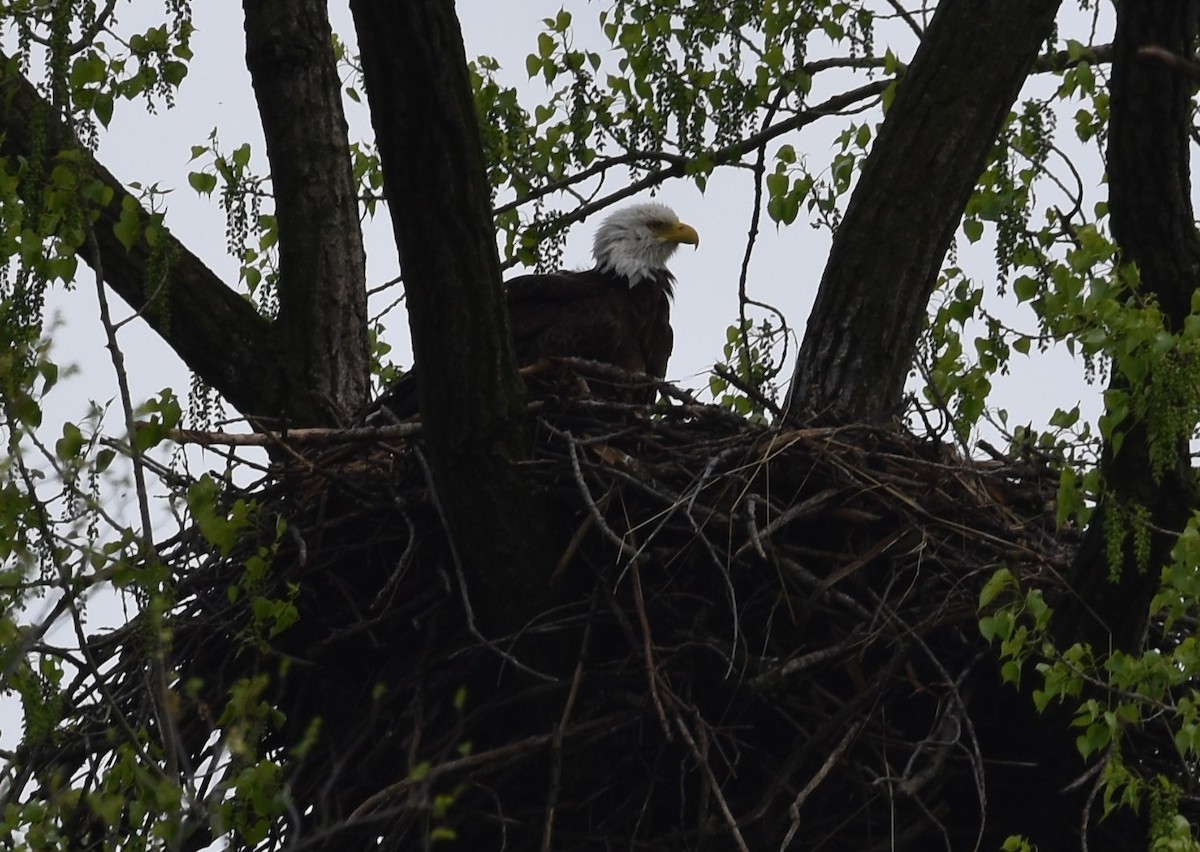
[884,0,924,39]
[347,713,639,823]
[163,422,421,446]
[500,80,891,246]
[631,559,672,739]
[778,721,863,850]
[672,711,752,852]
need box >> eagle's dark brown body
[505,268,675,382]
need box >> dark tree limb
[349,0,556,631]
[783,0,1061,421]
[1057,0,1200,655]
[243,0,370,424]
[0,53,279,419]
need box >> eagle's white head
[592,202,700,287]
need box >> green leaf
[1025,589,1049,624]
[1013,275,1039,302]
[1076,720,1111,758]
[765,171,788,199]
[1055,467,1079,528]
[963,218,983,243]
[81,178,115,207]
[881,79,899,112]
[162,59,188,87]
[883,49,901,75]
[133,419,166,454]
[73,55,108,87]
[186,476,243,555]
[1049,406,1080,429]
[55,423,84,460]
[188,171,217,195]
[242,266,261,291]
[93,92,114,128]
[113,197,141,251]
[779,193,799,225]
[1000,660,1022,685]
[1151,329,1176,355]
[978,567,1014,608]
[94,448,116,473]
[1174,724,1197,756]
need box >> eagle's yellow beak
[662,221,700,248]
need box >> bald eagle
[506,202,699,398]
[374,202,699,418]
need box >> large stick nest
[36,392,1084,850]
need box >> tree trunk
[1056,0,1200,655]
[243,0,370,425]
[349,0,555,632]
[784,0,1060,422]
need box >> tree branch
[0,52,280,419]
[512,79,891,240]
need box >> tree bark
[1056,0,1200,655]
[784,0,1061,422]
[0,54,279,419]
[349,0,555,631]
[243,0,370,425]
